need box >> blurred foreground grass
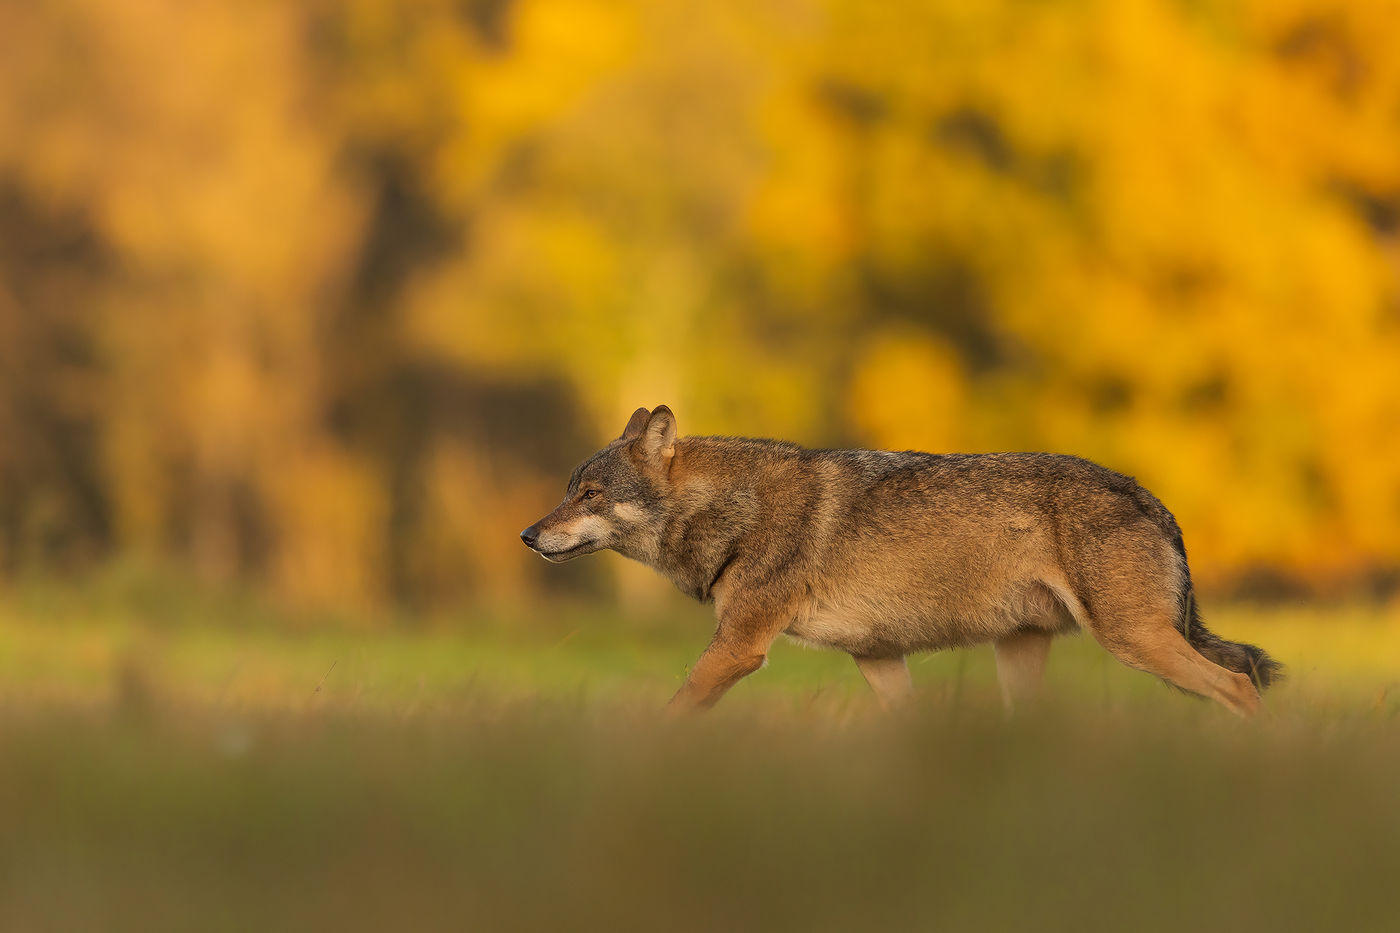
[1,570,1398,931]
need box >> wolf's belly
[783,605,880,652]
[784,602,979,656]
[784,579,1073,657]
[786,619,979,657]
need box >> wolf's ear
[620,407,651,441]
[641,405,676,463]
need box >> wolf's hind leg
[853,655,912,709]
[1092,616,1261,717]
[993,629,1053,711]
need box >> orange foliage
[1,0,1397,605]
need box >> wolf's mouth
[535,540,599,562]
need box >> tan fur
[533,515,615,562]
[993,630,1053,711]
[1088,616,1262,717]
[853,656,913,709]
[522,406,1281,715]
[612,502,645,523]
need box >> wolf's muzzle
[519,525,540,549]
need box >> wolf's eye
[582,489,599,500]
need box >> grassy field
[1,571,1398,932]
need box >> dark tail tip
[1242,644,1285,691]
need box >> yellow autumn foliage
[1,0,1397,606]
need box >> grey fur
[522,407,1281,713]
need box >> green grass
[1,574,1398,931]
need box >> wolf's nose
[520,526,539,548]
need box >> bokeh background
[4,0,1399,616]
[4,5,1400,931]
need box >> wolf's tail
[1178,585,1283,691]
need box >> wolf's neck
[635,442,766,603]
[659,437,814,601]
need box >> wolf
[520,406,1282,714]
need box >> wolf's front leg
[667,593,793,712]
[667,639,770,711]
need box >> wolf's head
[520,406,677,562]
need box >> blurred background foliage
[2,0,1398,612]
